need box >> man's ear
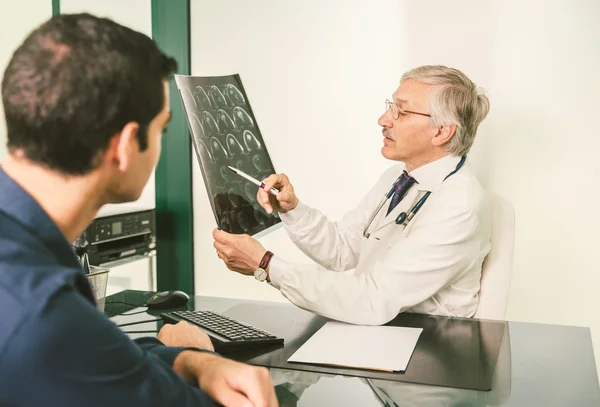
[108,122,141,172]
[432,123,456,147]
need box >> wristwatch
[254,251,274,282]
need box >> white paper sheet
[288,321,423,372]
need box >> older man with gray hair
[213,65,491,325]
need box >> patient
[0,13,277,407]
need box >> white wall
[0,1,52,162]
[58,0,156,214]
[191,0,600,370]
[60,0,151,36]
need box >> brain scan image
[225,134,245,158]
[194,86,212,110]
[235,159,254,177]
[216,109,237,133]
[227,188,245,208]
[242,130,261,152]
[224,84,245,106]
[200,111,220,136]
[209,137,229,162]
[213,192,231,214]
[236,213,251,232]
[196,139,214,164]
[233,107,254,129]
[218,211,232,232]
[208,85,228,108]
[189,113,206,139]
[176,74,280,236]
[220,166,236,184]
[258,171,272,181]
[182,87,197,109]
[244,182,258,202]
[236,205,261,232]
[252,154,270,172]
[253,208,269,226]
[219,85,237,107]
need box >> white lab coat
[269,155,491,325]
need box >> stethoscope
[363,156,466,239]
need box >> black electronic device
[146,290,190,309]
[161,310,284,352]
[73,209,156,265]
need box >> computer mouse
[146,290,190,309]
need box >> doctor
[213,65,491,325]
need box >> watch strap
[259,251,274,270]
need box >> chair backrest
[474,192,515,320]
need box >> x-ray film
[175,74,280,235]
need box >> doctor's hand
[258,173,298,214]
[174,351,279,407]
[158,321,215,351]
[213,228,266,275]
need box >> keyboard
[161,310,284,352]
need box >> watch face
[254,267,267,281]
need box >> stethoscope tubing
[363,156,466,238]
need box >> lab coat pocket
[361,233,382,257]
[369,220,406,242]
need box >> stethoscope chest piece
[395,212,407,225]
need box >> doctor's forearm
[279,202,361,271]
[269,258,395,325]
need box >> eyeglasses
[385,99,431,120]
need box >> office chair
[484,323,512,406]
[475,192,515,320]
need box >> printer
[74,205,156,266]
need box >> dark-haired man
[0,13,277,407]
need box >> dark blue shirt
[0,168,217,407]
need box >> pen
[227,166,279,196]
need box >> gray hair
[401,65,490,156]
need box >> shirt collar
[0,166,80,269]
[407,154,463,192]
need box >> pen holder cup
[87,266,110,313]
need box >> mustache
[382,128,395,141]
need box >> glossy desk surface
[106,290,600,407]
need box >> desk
[107,290,600,407]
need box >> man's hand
[213,229,266,275]
[158,321,215,352]
[174,351,279,407]
[258,174,298,214]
